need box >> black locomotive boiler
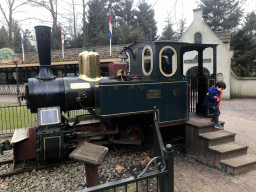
[10,25,216,167]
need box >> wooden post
[85,163,100,187]
[69,141,108,188]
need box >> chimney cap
[193,8,203,12]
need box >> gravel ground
[0,140,159,192]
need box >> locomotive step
[199,130,236,146]
[209,142,248,160]
[221,155,256,175]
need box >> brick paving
[1,95,256,191]
[173,98,256,192]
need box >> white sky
[1,0,256,39]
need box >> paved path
[0,94,25,103]
[1,95,256,191]
[175,98,256,192]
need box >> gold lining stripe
[98,81,187,87]
[100,108,188,124]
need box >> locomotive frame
[9,26,217,168]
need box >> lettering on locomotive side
[70,83,91,89]
[147,90,161,99]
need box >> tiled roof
[214,30,231,43]
[14,44,129,64]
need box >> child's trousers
[210,106,220,123]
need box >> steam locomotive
[9,25,215,167]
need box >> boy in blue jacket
[203,81,226,129]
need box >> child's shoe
[215,123,224,129]
[211,119,215,124]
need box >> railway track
[0,143,154,179]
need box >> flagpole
[109,15,112,57]
[22,44,25,62]
[62,45,64,59]
[110,39,111,57]
[61,23,64,60]
[20,29,25,62]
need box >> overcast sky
[1,0,256,38]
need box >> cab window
[142,45,153,76]
[125,52,130,73]
[159,46,177,77]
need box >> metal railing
[0,84,26,95]
[185,76,215,113]
[0,104,87,134]
[186,76,198,113]
[77,144,174,192]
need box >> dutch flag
[109,15,112,40]
[20,29,24,49]
[20,29,25,61]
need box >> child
[203,81,226,129]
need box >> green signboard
[0,48,14,64]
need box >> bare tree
[82,0,87,47]
[28,0,60,49]
[0,0,27,49]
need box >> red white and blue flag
[20,29,24,61]
[61,23,64,46]
[109,15,112,40]
[61,23,64,59]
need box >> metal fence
[186,77,198,113]
[77,145,174,192]
[0,104,87,134]
[185,76,216,113]
[76,111,174,192]
[0,85,26,95]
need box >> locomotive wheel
[125,126,144,145]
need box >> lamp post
[11,55,19,103]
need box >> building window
[159,46,177,77]
[194,32,202,44]
[142,45,153,76]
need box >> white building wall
[230,71,256,97]
[180,8,233,99]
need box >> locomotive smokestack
[34,25,55,80]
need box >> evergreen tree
[199,0,243,31]
[0,26,9,48]
[28,0,60,49]
[0,23,35,53]
[113,22,146,44]
[87,0,109,46]
[111,0,146,44]
[135,1,157,40]
[159,21,175,40]
[177,18,186,39]
[113,0,135,27]
[231,12,256,77]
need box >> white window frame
[142,45,153,76]
[159,46,177,77]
